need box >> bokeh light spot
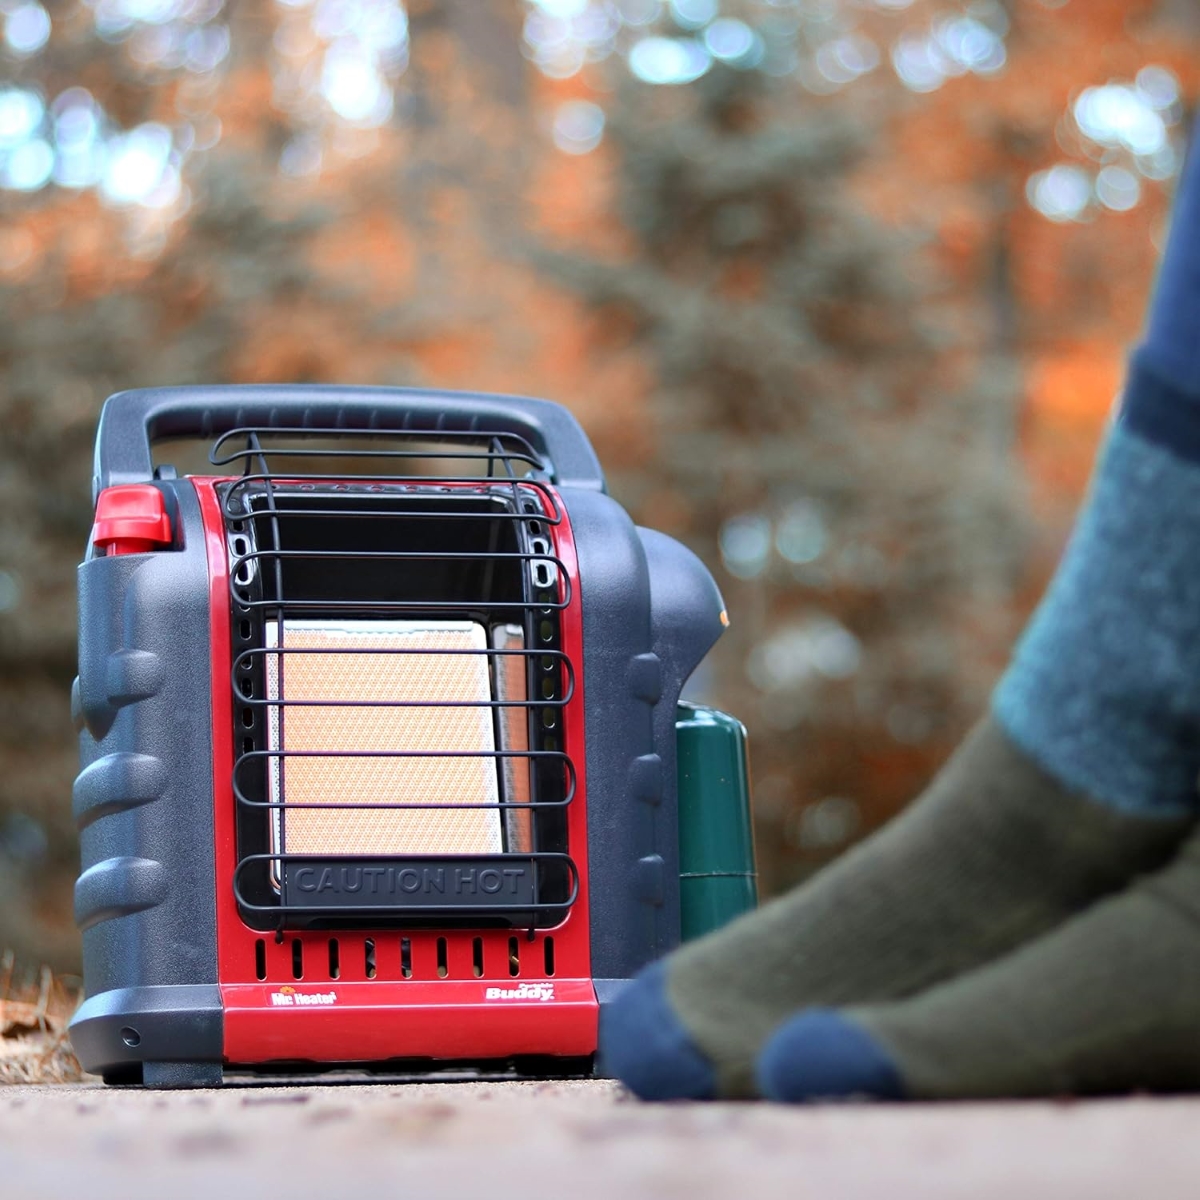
[101,122,174,206]
[1135,64,1179,111]
[1026,163,1091,223]
[720,512,771,580]
[0,570,20,612]
[184,24,230,72]
[53,91,100,151]
[0,88,44,150]
[628,35,711,84]
[4,138,54,190]
[1074,84,1166,156]
[669,0,717,29]
[788,796,860,850]
[4,2,51,55]
[552,99,605,155]
[616,0,660,25]
[814,33,879,86]
[0,812,48,863]
[703,18,763,67]
[747,616,863,692]
[320,46,393,125]
[529,0,589,17]
[775,500,826,565]
[934,16,1004,75]
[891,33,947,93]
[1095,164,1140,212]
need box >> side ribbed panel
[71,480,222,1080]
[564,506,726,1008]
[559,490,665,986]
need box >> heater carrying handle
[92,384,606,501]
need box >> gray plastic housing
[70,385,726,1085]
[71,480,224,1086]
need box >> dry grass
[0,950,86,1084]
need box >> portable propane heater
[70,386,756,1087]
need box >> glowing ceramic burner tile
[492,622,533,854]
[266,619,501,864]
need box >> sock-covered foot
[757,824,1200,1101]
[601,717,1191,1098]
[602,407,1200,1101]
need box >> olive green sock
[666,717,1193,1097]
[767,825,1200,1100]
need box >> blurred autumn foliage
[1,0,1198,969]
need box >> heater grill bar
[222,504,565,522]
[232,646,576,706]
[210,424,547,474]
[220,427,579,932]
[232,749,577,808]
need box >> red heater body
[71,386,733,1087]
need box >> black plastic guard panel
[278,858,537,911]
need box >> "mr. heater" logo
[269,985,338,1007]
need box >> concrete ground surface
[5,1079,1200,1199]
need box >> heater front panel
[196,475,597,1068]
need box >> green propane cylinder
[676,702,758,941]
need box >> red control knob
[92,484,173,555]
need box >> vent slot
[291,938,303,980]
[328,938,340,980]
[400,936,412,979]
[364,938,377,979]
[436,936,448,979]
[472,937,484,978]
[544,936,555,978]
[508,936,520,977]
[255,938,266,981]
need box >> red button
[92,485,173,555]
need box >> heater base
[70,984,225,1086]
[73,980,603,1088]
[142,1062,226,1088]
[223,1056,597,1086]
[220,977,599,1067]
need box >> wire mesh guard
[217,427,580,930]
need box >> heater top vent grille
[210,424,550,483]
[217,425,579,935]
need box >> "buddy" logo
[484,982,555,1003]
